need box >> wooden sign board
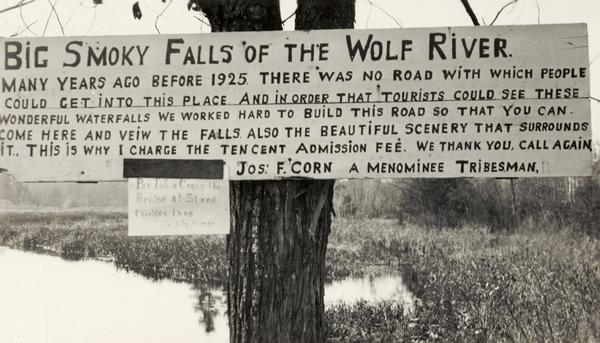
[0,24,592,181]
[128,177,230,236]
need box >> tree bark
[295,0,355,31]
[189,0,354,341]
[228,180,334,342]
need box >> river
[0,247,414,343]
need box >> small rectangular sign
[128,177,230,236]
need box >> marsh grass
[0,210,227,283]
[326,220,600,342]
[1,211,598,342]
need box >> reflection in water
[188,274,417,336]
[192,284,226,334]
[324,275,416,314]
[0,247,415,343]
[0,247,227,343]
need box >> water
[0,247,414,343]
[325,275,416,313]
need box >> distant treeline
[2,148,599,235]
[334,149,600,236]
[0,179,127,208]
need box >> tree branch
[460,0,480,26]
[155,0,173,34]
[281,9,296,25]
[193,15,211,27]
[19,0,39,36]
[89,4,98,34]
[490,0,517,26]
[365,1,372,28]
[42,0,57,36]
[364,0,402,27]
[47,0,65,35]
[0,0,36,14]
[10,20,38,37]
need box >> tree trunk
[228,180,334,342]
[189,0,354,341]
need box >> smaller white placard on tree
[128,177,230,236]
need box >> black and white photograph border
[0,0,599,342]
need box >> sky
[0,0,598,143]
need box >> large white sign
[0,24,592,181]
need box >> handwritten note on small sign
[128,178,230,236]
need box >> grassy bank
[326,220,600,342]
[0,210,228,284]
[0,211,401,284]
[1,211,598,342]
